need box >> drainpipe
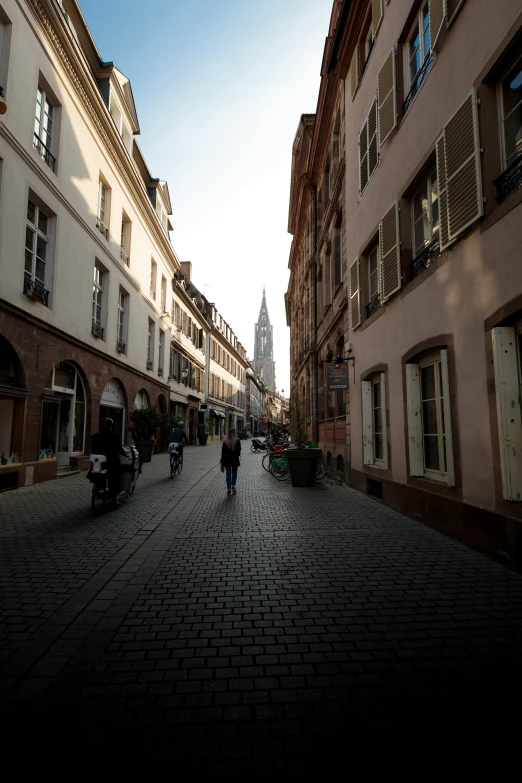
[312,185,319,444]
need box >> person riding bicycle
[167,420,189,460]
[91,418,126,506]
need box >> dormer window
[109,93,132,154]
[156,199,168,233]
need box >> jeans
[225,466,238,489]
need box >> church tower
[254,288,276,390]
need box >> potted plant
[284,395,322,487]
[129,406,166,465]
[197,420,209,446]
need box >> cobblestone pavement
[1,444,522,776]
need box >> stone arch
[0,335,26,389]
[99,376,128,445]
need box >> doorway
[42,362,86,467]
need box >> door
[57,397,72,466]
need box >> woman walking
[220,428,241,495]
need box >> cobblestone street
[1,444,522,776]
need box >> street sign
[326,362,349,390]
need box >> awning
[210,409,226,419]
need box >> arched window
[40,362,86,464]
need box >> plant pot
[134,439,155,465]
[284,448,322,488]
[198,435,208,446]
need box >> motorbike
[88,445,140,515]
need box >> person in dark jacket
[91,418,126,505]
[220,428,241,495]
[167,420,189,459]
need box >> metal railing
[319,409,325,421]
[33,132,56,172]
[146,359,153,370]
[23,277,49,306]
[96,216,108,239]
[403,53,434,115]
[327,406,335,419]
[116,338,126,353]
[365,293,381,319]
[409,238,441,280]
[158,367,163,377]
[91,320,104,339]
[120,247,129,265]
[494,155,522,204]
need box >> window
[24,198,50,306]
[33,85,56,171]
[402,0,446,114]
[492,323,522,501]
[333,219,343,287]
[406,350,455,485]
[412,168,439,257]
[359,99,378,194]
[92,263,104,339]
[96,179,109,238]
[150,259,157,300]
[161,275,167,312]
[499,54,522,179]
[147,319,154,369]
[120,212,130,265]
[117,289,127,352]
[158,330,164,376]
[109,93,132,154]
[156,198,168,232]
[368,246,379,304]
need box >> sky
[79,0,333,394]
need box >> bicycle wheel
[177,455,183,474]
[170,456,176,479]
[129,470,138,495]
[316,459,326,479]
[262,452,274,472]
[91,481,106,515]
[271,457,289,481]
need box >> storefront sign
[326,362,349,391]
[101,379,125,407]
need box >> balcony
[494,155,522,204]
[365,293,381,319]
[403,52,434,115]
[146,359,153,370]
[23,277,49,306]
[96,216,109,239]
[120,247,129,265]
[116,338,126,353]
[91,320,104,339]
[158,367,163,377]
[409,238,441,280]
[33,132,56,172]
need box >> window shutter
[446,0,466,28]
[372,0,383,37]
[379,203,401,302]
[436,90,482,249]
[380,372,389,469]
[378,50,396,146]
[440,350,455,487]
[406,363,423,476]
[429,0,445,48]
[349,258,361,329]
[492,327,522,501]
[435,134,450,250]
[362,381,374,465]
[359,120,368,192]
[368,100,379,177]
[350,46,359,100]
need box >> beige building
[207,305,247,440]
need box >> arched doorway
[0,337,26,467]
[42,361,87,466]
[99,378,127,444]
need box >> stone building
[287,0,522,565]
[207,304,247,441]
[245,365,263,436]
[253,288,276,391]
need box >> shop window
[0,340,25,466]
[40,362,86,462]
[492,321,522,501]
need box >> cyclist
[167,420,189,461]
[91,418,126,507]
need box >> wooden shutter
[446,0,466,28]
[379,203,401,302]
[372,0,383,37]
[350,46,359,100]
[362,381,374,465]
[436,90,482,250]
[380,372,389,469]
[492,327,522,501]
[359,119,368,193]
[406,363,423,476]
[440,350,455,486]
[378,50,396,146]
[435,134,450,250]
[429,0,445,48]
[349,258,361,329]
[368,100,379,177]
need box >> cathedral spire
[254,288,276,391]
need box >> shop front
[209,407,226,441]
[0,338,27,491]
[40,361,87,468]
[100,378,127,444]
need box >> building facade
[207,304,247,440]
[288,0,522,566]
[253,288,276,391]
[246,365,263,435]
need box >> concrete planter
[134,439,155,465]
[284,448,322,487]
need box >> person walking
[220,428,241,496]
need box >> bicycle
[169,444,183,478]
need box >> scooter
[88,445,140,515]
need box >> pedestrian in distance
[220,427,241,496]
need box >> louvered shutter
[378,50,396,145]
[429,0,445,48]
[406,363,423,476]
[380,372,389,469]
[372,0,383,37]
[492,327,522,501]
[379,203,401,302]
[440,350,455,486]
[436,90,482,249]
[362,381,374,465]
[368,100,379,178]
[349,258,361,329]
[359,120,368,193]
[350,46,359,100]
[446,0,466,28]
[435,134,450,249]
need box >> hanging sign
[326,362,349,391]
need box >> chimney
[181,262,192,282]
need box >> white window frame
[492,324,522,501]
[403,1,434,112]
[150,259,157,300]
[25,199,49,290]
[96,179,109,238]
[120,214,130,265]
[92,263,104,331]
[147,319,154,368]
[498,52,522,173]
[117,289,126,350]
[158,329,164,376]
[411,167,440,258]
[367,245,380,302]
[161,275,167,312]
[362,373,388,468]
[359,98,379,196]
[34,85,56,170]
